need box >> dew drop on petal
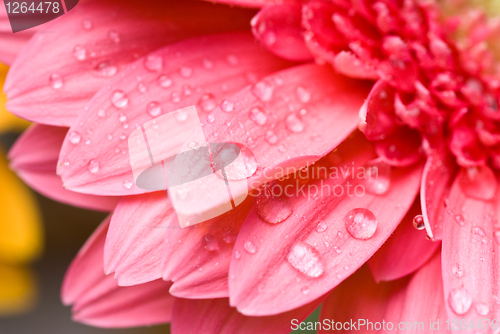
[243,240,257,254]
[157,75,172,88]
[458,166,497,201]
[315,221,328,232]
[68,131,81,144]
[286,114,304,133]
[220,99,234,112]
[82,19,92,30]
[73,45,86,61]
[251,81,274,101]
[93,61,118,77]
[344,208,377,240]
[287,242,325,278]
[472,226,486,236]
[413,215,425,230]
[217,145,257,180]
[108,30,120,43]
[448,287,472,315]
[50,74,63,89]
[147,101,162,117]
[137,82,147,93]
[296,86,311,103]
[175,110,188,122]
[144,54,163,72]
[475,303,490,316]
[494,231,500,244]
[454,214,465,226]
[88,160,99,174]
[97,109,106,117]
[234,250,241,260]
[249,106,267,125]
[265,130,278,145]
[198,94,217,112]
[202,58,213,69]
[171,92,181,103]
[204,235,219,252]
[362,159,391,195]
[256,195,293,224]
[451,263,463,278]
[206,114,215,123]
[301,286,310,295]
[180,66,192,77]
[123,180,132,189]
[111,91,128,108]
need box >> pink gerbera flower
[5,0,500,332]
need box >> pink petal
[0,5,37,65]
[333,51,379,80]
[171,297,323,334]
[62,218,175,328]
[4,0,255,126]
[251,3,313,61]
[420,152,458,241]
[229,131,423,316]
[104,192,174,286]
[9,124,119,211]
[441,173,500,325]
[56,32,292,195]
[163,197,255,299]
[319,253,447,333]
[368,198,441,282]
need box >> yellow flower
[0,63,43,316]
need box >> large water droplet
[93,61,118,77]
[286,114,304,133]
[198,94,217,112]
[50,74,63,89]
[287,242,325,278]
[475,302,490,316]
[315,221,328,232]
[344,208,377,240]
[413,215,425,230]
[296,86,311,103]
[243,240,257,254]
[472,226,486,236]
[216,145,257,180]
[73,45,87,61]
[111,90,128,108]
[88,160,100,174]
[144,54,163,72]
[249,106,267,125]
[361,159,391,195]
[146,101,162,117]
[157,75,172,88]
[458,166,497,201]
[68,131,81,144]
[220,99,234,112]
[256,195,293,224]
[454,214,465,226]
[448,287,472,315]
[251,81,274,101]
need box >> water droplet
[220,99,234,112]
[256,195,293,224]
[265,130,278,145]
[180,66,192,77]
[108,30,120,43]
[188,141,200,150]
[123,180,132,189]
[362,159,391,195]
[111,91,128,109]
[249,106,267,125]
[475,302,490,316]
[62,159,70,166]
[301,286,310,295]
[472,226,486,236]
[93,61,117,77]
[50,74,63,89]
[454,214,465,226]
[413,215,425,230]
[171,92,181,103]
[97,109,106,117]
[73,45,86,61]
[458,166,497,201]
[451,263,463,278]
[202,58,213,69]
[227,54,238,65]
[137,82,147,93]
[82,20,92,30]
[448,287,472,315]
[315,221,328,232]
[494,231,500,244]
[251,81,274,101]
[344,208,377,240]
[286,114,304,133]
[222,231,236,244]
[88,160,99,174]
[234,250,241,260]
[144,54,163,72]
[243,240,257,254]
[68,131,81,144]
[175,110,188,122]
[147,101,162,117]
[118,113,127,123]
[198,94,217,112]
[216,145,257,180]
[157,75,172,88]
[106,134,113,140]
[296,86,311,103]
[287,242,325,278]
[206,114,215,123]
[204,235,219,251]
